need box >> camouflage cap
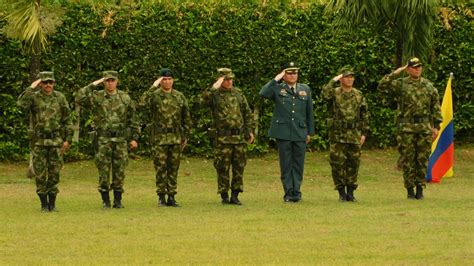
[102,70,118,80]
[159,68,173,77]
[407,57,423,67]
[217,68,235,79]
[281,61,299,73]
[38,71,55,82]
[339,66,355,77]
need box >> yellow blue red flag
[426,74,454,183]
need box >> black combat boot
[166,195,180,207]
[229,190,242,205]
[415,185,424,200]
[158,194,167,207]
[346,186,357,202]
[337,187,346,202]
[112,191,124,209]
[48,194,58,212]
[38,194,48,213]
[407,187,416,199]
[220,192,230,204]
[101,191,111,209]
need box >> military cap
[160,68,173,77]
[102,70,118,80]
[407,57,423,68]
[217,68,235,79]
[38,71,55,82]
[339,66,355,77]
[280,61,299,73]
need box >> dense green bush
[0,2,472,160]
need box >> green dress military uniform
[378,60,442,198]
[17,72,73,211]
[75,71,139,207]
[141,85,192,204]
[260,74,315,202]
[322,76,369,201]
[201,76,254,203]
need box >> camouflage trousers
[329,142,360,190]
[214,143,246,194]
[32,145,63,195]
[399,132,431,188]
[95,141,128,193]
[153,144,182,195]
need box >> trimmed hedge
[0,2,472,160]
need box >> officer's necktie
[291,87,295,94]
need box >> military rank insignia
[280,89,287,95]
[299,91,307,96]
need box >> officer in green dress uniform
[260,62,315,203]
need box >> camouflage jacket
[322,80,369,144]
[75,84,139,142]
[378,72,442,134]
[17,87,73,146]
[200,87,255,144]
[140,87,192,145]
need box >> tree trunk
[395,37,403,67]
[29,54,41,82]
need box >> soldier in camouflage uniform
[75,71,139,208]
[378,57,442,200]
[200,68,255,205]
[17,71,72,212]
[322,66,369,202]
[140,68,192,207]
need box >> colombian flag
[426,74,454,183]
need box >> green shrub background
[0,2,472,160]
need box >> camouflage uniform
[378,60,442,194]
[322,69,369,201]
[200,69,254,201]
[75,72,139,197]
[140,85,191,198]
[17,71,72,211]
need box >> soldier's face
[160,77,174,90]
[406,66,423,79]
[40,80,55,95]
[104,78,118,92]
[283,72,298,85]
[340,75,354,88]
[221,78,233,89]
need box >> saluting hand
[360,135,366,146]
[332,74,343,82]
[431,128,439,141]
[31,79,42,89]
[60,141,70,155]
[153,77,163,87]
[212,76,224,89]
[274,70,286,82]
[92,78,105,86]
[393,64,408,75]
[248,132,255,144]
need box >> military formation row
[17,58,441,212]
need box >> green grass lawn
[0,146,473,264]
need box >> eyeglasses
[41,80,55,85]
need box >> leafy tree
[324,0,439,66]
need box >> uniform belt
[98,130,125,138]
[37,131,60,139]
[334,121,360,129]
[217,128,242,136]
[399,117,429,123]
[155,127,180,133]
